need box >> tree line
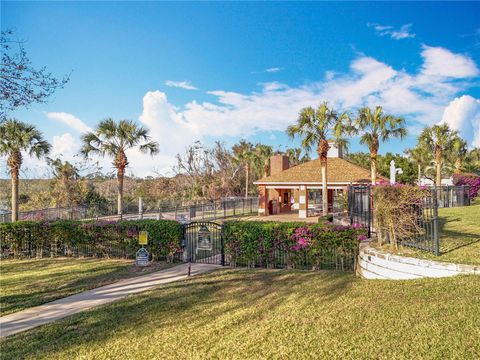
[1,29,478,219]
[2,103,479,220]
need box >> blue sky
[1,1,480,177]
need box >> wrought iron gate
[183,221,224,265]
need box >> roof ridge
[255,156,385,183]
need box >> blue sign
[136,247,149,266]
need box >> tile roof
[255,157,386,184]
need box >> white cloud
[46,112,92,133]
[441,95,480,147]
[265,67,281,73]
[136,45,479,154]
[137,91,198,175]
[368,23,415,40]
[165,80,197,90]
[420,45,479,78]
[51,133,78,159]
[14,44,478,178]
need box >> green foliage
[0,219,183,261]
[346,152,417,184]
[345,152,371,169]
[223,220,367,270]
[377,152,417,184]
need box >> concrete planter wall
[357,243,479,280]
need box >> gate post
[182,224,192,276]
[368,186,373,238]
[348,184,353,225]
[432,187,440,256]
[221,224,225,266]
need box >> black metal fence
[0,197,258,223]
[0,224,131,259]
[183,221,357,271]
[400,190,440,255]
[0,206,89,223]
[156,198,258,223]
[436,185,471,208]
[225,247,357,271]
[347,185,372,237]
[347,185,471,255]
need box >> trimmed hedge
[223,220,367,271]
[0,219,183,261]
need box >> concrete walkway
[0,262,222,338]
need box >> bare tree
[1,29,70,122]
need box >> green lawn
[1,269,479,359]
[375,201,480,265]
[0,258,173,316]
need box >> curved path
[0,262,221,338]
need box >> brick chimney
[269,155,289,175]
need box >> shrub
[223,220,367,270]
[452,173,480,199]
[373,184,430,247]
[0,219,182,261]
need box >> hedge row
[223,221,368,270]
[0,219,183,261]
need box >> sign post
[138,231,148,245]
[136,231,149,266]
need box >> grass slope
[0,258,172,316]
[376,201,480,265]
[1,269,479,359]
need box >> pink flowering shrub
[452,173,480,199]
[223,220,368,270]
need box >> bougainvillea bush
[452,173,480,199]
[223,221,368,271]
[0,219,182,261]
[373,183,430,247]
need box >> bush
[0,219,183,261]
[223,220,367,270]
[452,173,480,199]
[373,184,430,247]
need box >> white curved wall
[357,244,479,280]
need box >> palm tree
[418,124,457,186]
[354,106,406,184]
[0,119,51,221]
[405,145,431,184]
[80,118,159,217]
[424,158,453,182]
[285,147,310,166]
[232,140,255,199]
[286,102,350,215]
[449,135,468,173]
[253,143,274,178]
[464,148,480,174]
